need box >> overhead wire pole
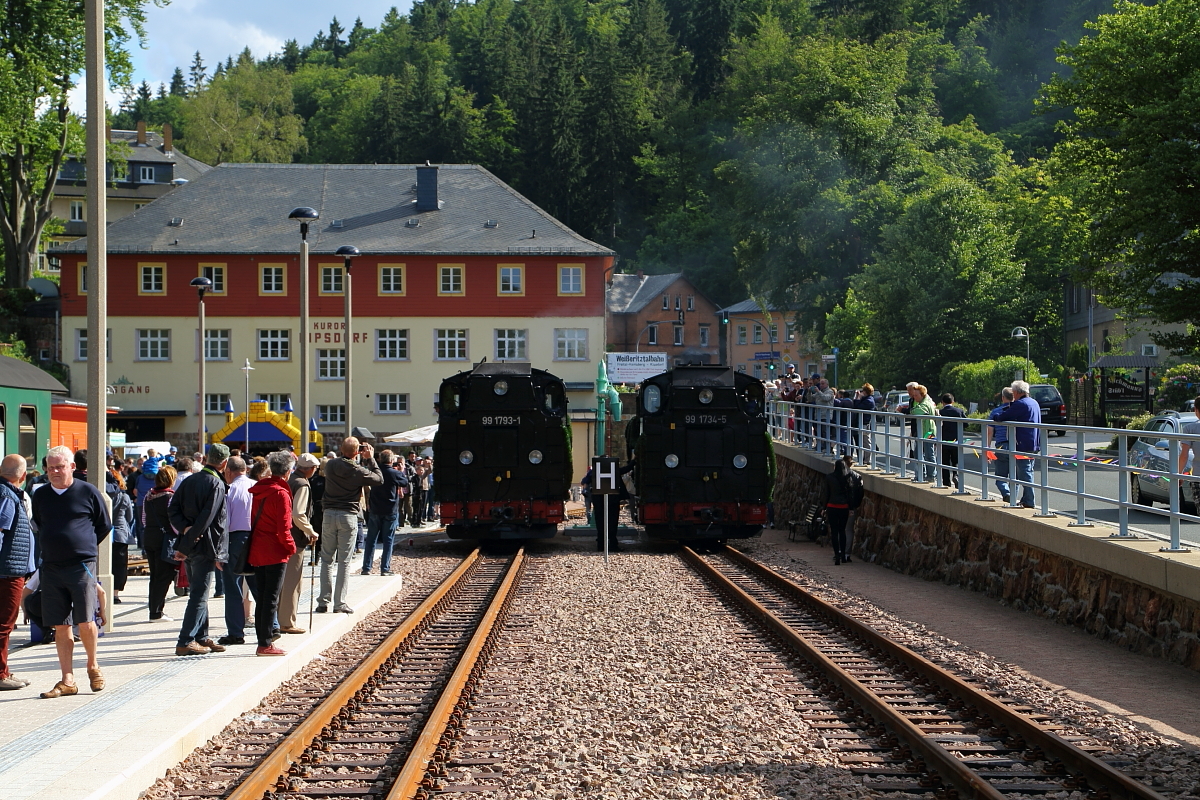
[85,0,112,631]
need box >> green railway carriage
[0,355,67,465]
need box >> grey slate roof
[62,164,613,257]
[607,272,684,313]
[0,355,68,393]
[111,130,213,181]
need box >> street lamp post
[1012,326,1030,380]
[336,245,360,439]
[289,207,319,452]
[190,276,213,455]
[241,358,254,454]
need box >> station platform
[0,564,406,800]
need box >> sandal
[41,680,79,699]
[87,666,105,692]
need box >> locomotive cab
[628,365,771,541]
[434,362,572,539]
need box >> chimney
[636,270,644,280]
[416,162,439,212]
[162,122,173,153]
[136,120,146,146]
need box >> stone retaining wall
[775,448,1200,671]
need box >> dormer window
[139,166,155,183]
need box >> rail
[769,399,1197,551]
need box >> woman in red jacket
[248,451,297,656]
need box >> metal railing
[769,400,1196,553]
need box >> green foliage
[1156,363,1200,411]
[940,355,1040,408]
[1045,0,1200,352]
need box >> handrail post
[977,424,991,501]
[1068,429,1091,527]
[1035,423,1053,517]
[1162,437,1191,552]
[1113,432,1131,537]
[1007,423,1017,507]
[953,422,967,495]
[883,413,893,475]
[898,415,908,480]
[934,429,944,489]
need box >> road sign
[821,353,837,362]
[607,352,668,383]
[754,351,781,360]
[591,457,620,495]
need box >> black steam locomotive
[434,362,573,539]
[625,365,773,541]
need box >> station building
[605,272,720,369]
[717,299,824,380]
[60,163,614,463]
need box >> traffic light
[720,310,729,324]
[767,362,776,372]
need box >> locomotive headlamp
[665,453,680,468]
[459,450,474,465]
[699,388,714,404]
[528,449,543,464]
[733,454,748,469]
[494,380,509,396]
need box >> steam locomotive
[625,365,772,541]
[434,362,573,539]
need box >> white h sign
[592,457,620,495]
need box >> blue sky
[131,0,410,92]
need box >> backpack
[847,471,865,510]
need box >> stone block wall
[775,452,1200,672]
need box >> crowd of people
[0,437,436,697]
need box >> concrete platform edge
[79,575,404,800]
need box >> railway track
[683,545,1167,800]
[187,547,524,800]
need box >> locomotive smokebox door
[591,457,620,495]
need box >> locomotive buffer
[592,456,620,563]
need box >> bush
[941,356,1041,409]
[1156,363,1200,410]
[1108,411,1153,451]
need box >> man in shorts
[30,446,112,698]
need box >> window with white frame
[76,328,111,361]
[69,201,84,221]
[257,329,290,360]
[554,328,588,360]
[204,329,230,361]
[647,325,658,346]
[753,363,762,379]
[439,266,463,294]
[737,325,747,345]
[316,404,345,425]
[558,266,582,294]
[376,329,409,360]
[494,329,527,360]
[140,264,165,293]
[256,393,291,411]
[699,325,710,347]
[380,265,404,294]
[261,266,284,294]
[202,265,225,293]
[674,295,681,311]
[753,326,763,344]
[673,324,684,346]
[317,349,346,379]
[204,393,230,414]
[687,295,695,311]
[498,266,523,294]
[137,329,170,360]
[661,294,669,310]
[376,393,409,414]
[138,165,155,183]
[769,323,778,343]
[321,266,343,294]
[435,329,468,360]
[785,323,796,342]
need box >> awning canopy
[382,424,439,445]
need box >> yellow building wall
[63,314,605,466]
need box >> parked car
[1128,411,1197,509]
[883,390,908,425]
[1029,383,1068,436]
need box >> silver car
[1129,411,1198,509]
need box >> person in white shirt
[217,456,255,646]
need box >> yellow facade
[62,313,603,472]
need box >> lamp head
[289,206,319,239]
[336,245,361,269]
[190,276,213,297]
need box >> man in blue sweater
[995,380,1042,508]
[0,454,36,690]
[30,446,112,698]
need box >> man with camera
[318,437,382,614]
